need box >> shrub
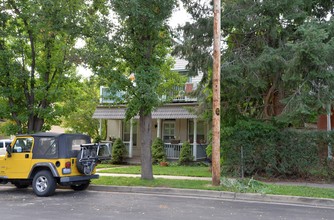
[111,138,127,164]
[93,135,102,143]
[152,138,166,164]
[179,141,194,165]
[221,120,332,179]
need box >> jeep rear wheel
[70,181,90,191]
[32,170,56,197]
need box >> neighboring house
[92,59,209,162]
[316,107,334,131]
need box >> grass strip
[91,176,334,199]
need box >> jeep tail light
[62,161,72,174]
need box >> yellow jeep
[0,133,108,197]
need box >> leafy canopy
[0,0,105,134]
[175,0,334,126]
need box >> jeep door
[4,137,33,178]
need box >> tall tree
[0,0,103,134]
[175,0,334,126]
[86,0,178,179]
[61,76,103,140]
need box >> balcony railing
[100,84,197,104]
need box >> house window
[163,121,175,142]
[123,120,137,145]
[188,120,206,143]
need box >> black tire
[32,170,56,197]
[14,183,29,189]
[70,181,90,191]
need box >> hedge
[220,120,334,179]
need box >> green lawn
[94,164,334,199]
[97,164,212,177]
[92,176,334,199]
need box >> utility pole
[212,0,221,186]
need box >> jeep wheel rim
[36,176,48,192]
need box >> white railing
[164,143,182,159]
[108,141,207,160]
[164,143,208,160]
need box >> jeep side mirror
[6,145,11,157]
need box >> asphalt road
[0,186,333,220]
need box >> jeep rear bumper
[60,174,99,183]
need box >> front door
[163,121,176,142]
[3,137,33,179]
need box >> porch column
[98,119,102,136]
[129,118,133,158]
[118,120,122,138]
[157,119,161,138]
[193,118,197,161]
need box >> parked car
[0,139,12,156]
[0,133,110,197]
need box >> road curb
[88,185,334,208]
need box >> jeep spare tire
[76,147,98,175]
[76,152,85,174]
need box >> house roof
[93,104,198,120]
[173,58,188,71]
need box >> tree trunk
[27,115,44,133]
[139,109,153,180]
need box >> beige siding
[107,120,121,140]
[178,119,188,142]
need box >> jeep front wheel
[70,181,90,191]
[32,170,56,197]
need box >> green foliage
[85,0,178,179]
[61,77,104,140]
[176,0,334,126]
[220,177,268,194]
[111,138,127,164]
[178,141,194,165]
[93,135,102,143]
[221,120,334,179]
[0,0,104,134]
[86,0,178,118]
[151,138,166,164]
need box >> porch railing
[164,143,208,161]
[104,141,208,161]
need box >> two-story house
[92,59,209,163]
